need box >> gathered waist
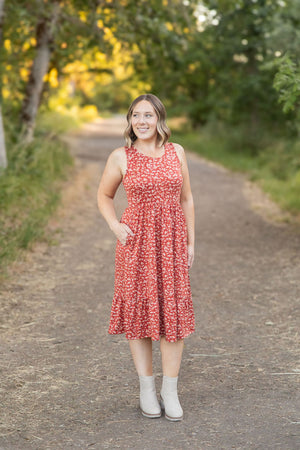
[127,198,181,208]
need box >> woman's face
[131,100,158,141]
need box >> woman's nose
[138,116,146,124]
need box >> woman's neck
[134,137,162,153]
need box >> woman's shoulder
[110,146,127,158]
[108,146,127,163]
[108,147,127,177]
[171,142,184,152]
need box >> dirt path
[0,118,299,449]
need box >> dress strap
[124,145,135,159]
[166,142,177,157]
[123,145,136,180]
[167,142,182,168]
[166,142,175,150]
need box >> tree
[3,0,109,143]
[181,0,291,129]
[6,0,195,142]
[112,0,197,106]
[21,1,60,142]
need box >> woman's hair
[124,94,171,147]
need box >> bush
[0,123,73,276]
[171,120,300,215]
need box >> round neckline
[132,144,166,160]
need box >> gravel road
[0,117,299,449]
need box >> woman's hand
[187,244,194,270]
[111,222,134,246]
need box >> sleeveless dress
[108,142,195,342]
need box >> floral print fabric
[108,142,195,342]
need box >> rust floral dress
[108,142,195,342]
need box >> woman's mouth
[137,128,149,133]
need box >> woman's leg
[129,337,153,375]
[129,337,161,418]
[160,337,184,377]
[160,337,185,421]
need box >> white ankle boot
[139,375,161,418]
[160,375,183,421]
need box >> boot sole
[165,413,183,422]
[160,399,183,421]
[141,409,162,419]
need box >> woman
[97,94,195,421]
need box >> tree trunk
[21,2,60,143]
[0,0,7,169]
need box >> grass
[0,111,82,278]
[171,121,300,216]
[0,102,100,278]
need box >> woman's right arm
[97,148,134,245]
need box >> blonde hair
[124,94,171,147]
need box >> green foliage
[188,1,296,130]
[172,124,300,214]
[273,54,300,114]
[260,172,300,214]
[91,79,133,113]
[3,0,299,136]
[257,140,300,181]
[0,123,73,275]
[112,0,197,99]
[172,124,263,172]
[127,0,298,137]
[36,102,98,134]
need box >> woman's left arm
[174,143,195,269]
